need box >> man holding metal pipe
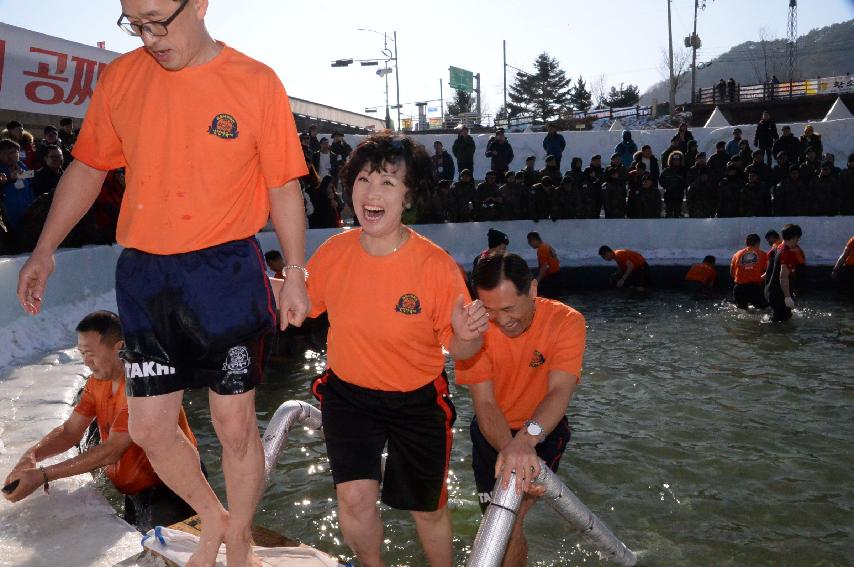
[456,252,585,567]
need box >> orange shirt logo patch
[395,293,422,315]
[530,350,546,368]
[208,113,239,139]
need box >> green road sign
[449,66,474,92]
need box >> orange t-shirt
[73,44,307,254]
[74,376,197,495]
[614,249,646,272]
[537,244,560,275]
[685,263,717,286]
[455,298,585,429]
[307,228,471,392]
[845,236,854,266]
[730,247,768,284]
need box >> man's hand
[278,273,310,330]
[5,453,37,486]
[495,433,541,495]
[784,296,795,309]
[616,277,626,289]
[451,295,489,342]
[2,468,43,503]
[17,250,56,315]
[0,172,7,184]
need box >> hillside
[640,19,854,105]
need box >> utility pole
[787,0,798,83]
[667,0,675,111]
[393,31,401,130]
[503,40,508,113]
[439,78,444,128]
[475,73,482,125]
[690,0,699,104]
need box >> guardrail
[697,74,854,105]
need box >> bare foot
[224,527,263,567]
[186,510,229,567]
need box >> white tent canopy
[609,118,624,132]
[703,106,731,128]
[822,97,854,122]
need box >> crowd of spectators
[0,119,124,254]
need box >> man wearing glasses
[16,1,309,566]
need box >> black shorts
[767,287,793,322]
[733,283,768,309]
[116,237,275,397]
[622,263,650,288]
[471,415,571,513]
[311,370,456,512]
[124,481,195,533]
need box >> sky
[2,0,853,124]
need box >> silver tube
[536,464,637,566]
[261,400,323,486]
[466,471,523,567]
[467,460,637,567]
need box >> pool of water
[182,291,854,566]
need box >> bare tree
[659,47,691,106]
[591,74,608,108]
[747,28,785,84]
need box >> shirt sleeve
[71,63,126,171]
[73,380,97,417]
[431,251,472,350]
[258,71,309,188]
[547,311,586,383]
[110,406,130,434]
[454,340,493,385]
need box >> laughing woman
[305,133,488,567]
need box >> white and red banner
[0,22,120,119]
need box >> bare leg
[128,392,228,567]
[501,495,538,567]
[411,506,453,567]
[336,479,386,567]
[209,389,264,567]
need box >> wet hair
[526,231,542,243]
[781,224,802,241]
[472,252,533,296]
[0,138,20,152]
[746,234,761,246]
[703,255,716,264]
[264,250,283,264]
[339,132,433,206]
[598,245,613,255]
[765,230,780,240]
[76,310,123,345]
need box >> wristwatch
[524,419,545,443]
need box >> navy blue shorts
[471,415,571,512]
[116,237,276,397]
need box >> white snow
[704,107,731,128]
[823,97,854,122]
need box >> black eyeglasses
[117,0,189,37]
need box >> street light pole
[393,31,400,130]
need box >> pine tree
[447,89,474,116]
[569,75,593,112]
[507,52,572,122]
[604,84,641,108]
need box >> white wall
[344,117,854,176]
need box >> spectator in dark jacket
[31,145,64,198]
[639,145,660,186]
[772,125,801,164]
[521,156,538,188]
[578,158,603,219]
[564,158,585,219]
[614,130,638,168]
[809,162,839,216]
[745,150,772,188]
[584,154,604,186]
[684,140,700,170]
[450,169,478,222]
[431,141,455,182]
[661,137,681,173]
[740,170,771,217]
[725,128,743,157]
[637,173,662,218]
[687,166,717,218]
[485,128,514,182]
[839,154,854,216]
[771,151,792,187]
[452,126,476,176]
[602,166,627,218]
[717,163,743,217]
[674,122,695,154]
[477,170,502,219]
[659,151,688,218]
[539,155,562,187]
[330,131,352,182]
[753,111,779,166]
[799,125,822,160]
[707,141,730,185]
[715,78,727,101]
[774,165,805,216]
[498,172,526,220]
[800,147,821,179]
[727,78,737,102]
[542,124,566,169]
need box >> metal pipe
[467,460,636,567]
[261,400,323,486]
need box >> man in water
[730,234,769,310]
[4,311,197,533]
[456,252,585,567]
[684,255,717,296]
[764,224,803,322]
[831,235,854,289]
[599,246,649,292]
[16,2,309,564]
[527,232,559,297]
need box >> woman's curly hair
[339,132,434,207]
